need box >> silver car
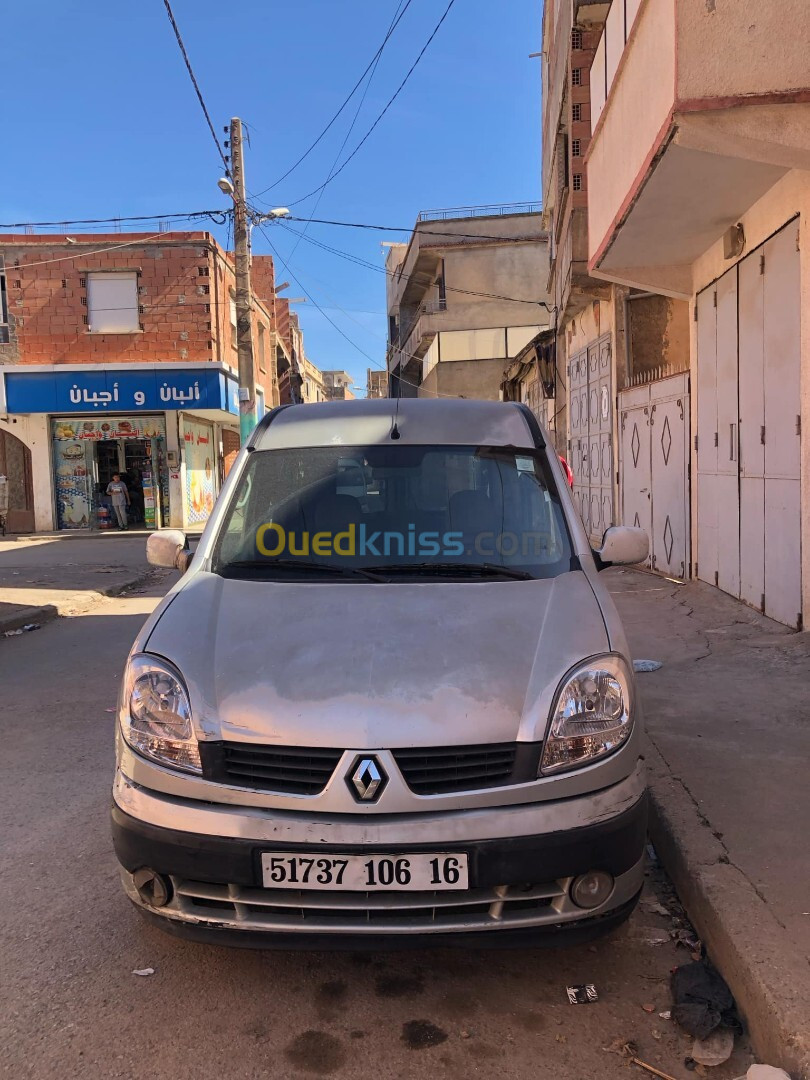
[112,398,649,948]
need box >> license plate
[260,851,469,891]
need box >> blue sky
[2,0,541,392]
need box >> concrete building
[585,0,810,628]
[0,230,287,533]
[366,368,387,399]
[322,370,356,401]
[278,312,326,405]
[385,205,551,400]
[542,0,691,572]
[300,354,327,404]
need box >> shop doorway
[51,415,168,531]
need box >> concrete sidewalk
[0,535,164,632]
[609,568,810,1079]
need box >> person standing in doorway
[106,473,130,530]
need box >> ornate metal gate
[619,373,690,579]
[569,333,613,542]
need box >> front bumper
[111,763,647,948]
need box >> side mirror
[594,525,649,569]
[146,530,192,573]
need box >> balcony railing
[417,202,541,222]
[398,299,447,348]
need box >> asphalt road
[0,576,753,1080]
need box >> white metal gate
[569,333,613,541]
[619,372,690,579]
[696,218,801,627]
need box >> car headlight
[120,654,201,774]
[540,655,633,775]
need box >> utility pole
[229,117,256,445]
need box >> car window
[212,444,573,580]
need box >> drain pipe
[623,291,659,385]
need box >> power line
[285,0,458,207]
[161,0,230,175]
[276,221,553,309]
[252,0,414,199]
[0,209,229,231]
[283,0,408,268]
[285,214,544,243]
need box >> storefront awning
[0,363,240,416]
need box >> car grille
[200,741,541,796]
[166,877,570,934]
[392,743,518,795]
[200,743,343,795]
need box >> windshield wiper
[369,561,533,581]
[220,559,385,582]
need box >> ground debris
[603,1037,638,1057]
[672,928,702,951]
[566,984,597,1004]
[642,900,672,917]
[634,659,663,672]
[132,967,155,977]
[4,623,41,637]
[737,1068,791,1080]
[641,1003,657,1013]
[692,1028,734,1066]
[671,960,741,1039]
[630,1058,680,1080]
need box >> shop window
[86,272,139,334]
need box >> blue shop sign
[3,367,240,415]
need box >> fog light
[132,868,172,908]
[570,871,614,910]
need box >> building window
[229,292,237,344]
[572,139,582,157]
[571,27,582,49]
[86,272,139,333]
[258,323,266,372]
[572,102,582,122]
[572,68,582,86]
[0,267,8,344]
[573,174,583,191]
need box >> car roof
[250,398,541,450]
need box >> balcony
[586,0,810,296]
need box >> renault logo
[349,756,388,802]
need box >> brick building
[0,231,289,532]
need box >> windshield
[212,444,573,581]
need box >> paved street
[0,571,753,1080]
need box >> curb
[646,739,810,1080]
[0,568,159,635]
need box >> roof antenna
[390,381,401,440]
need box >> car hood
[145,570,610,747]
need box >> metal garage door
[696,218,801,627]
[569,333,614,542]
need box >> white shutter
[87,272,139,333]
